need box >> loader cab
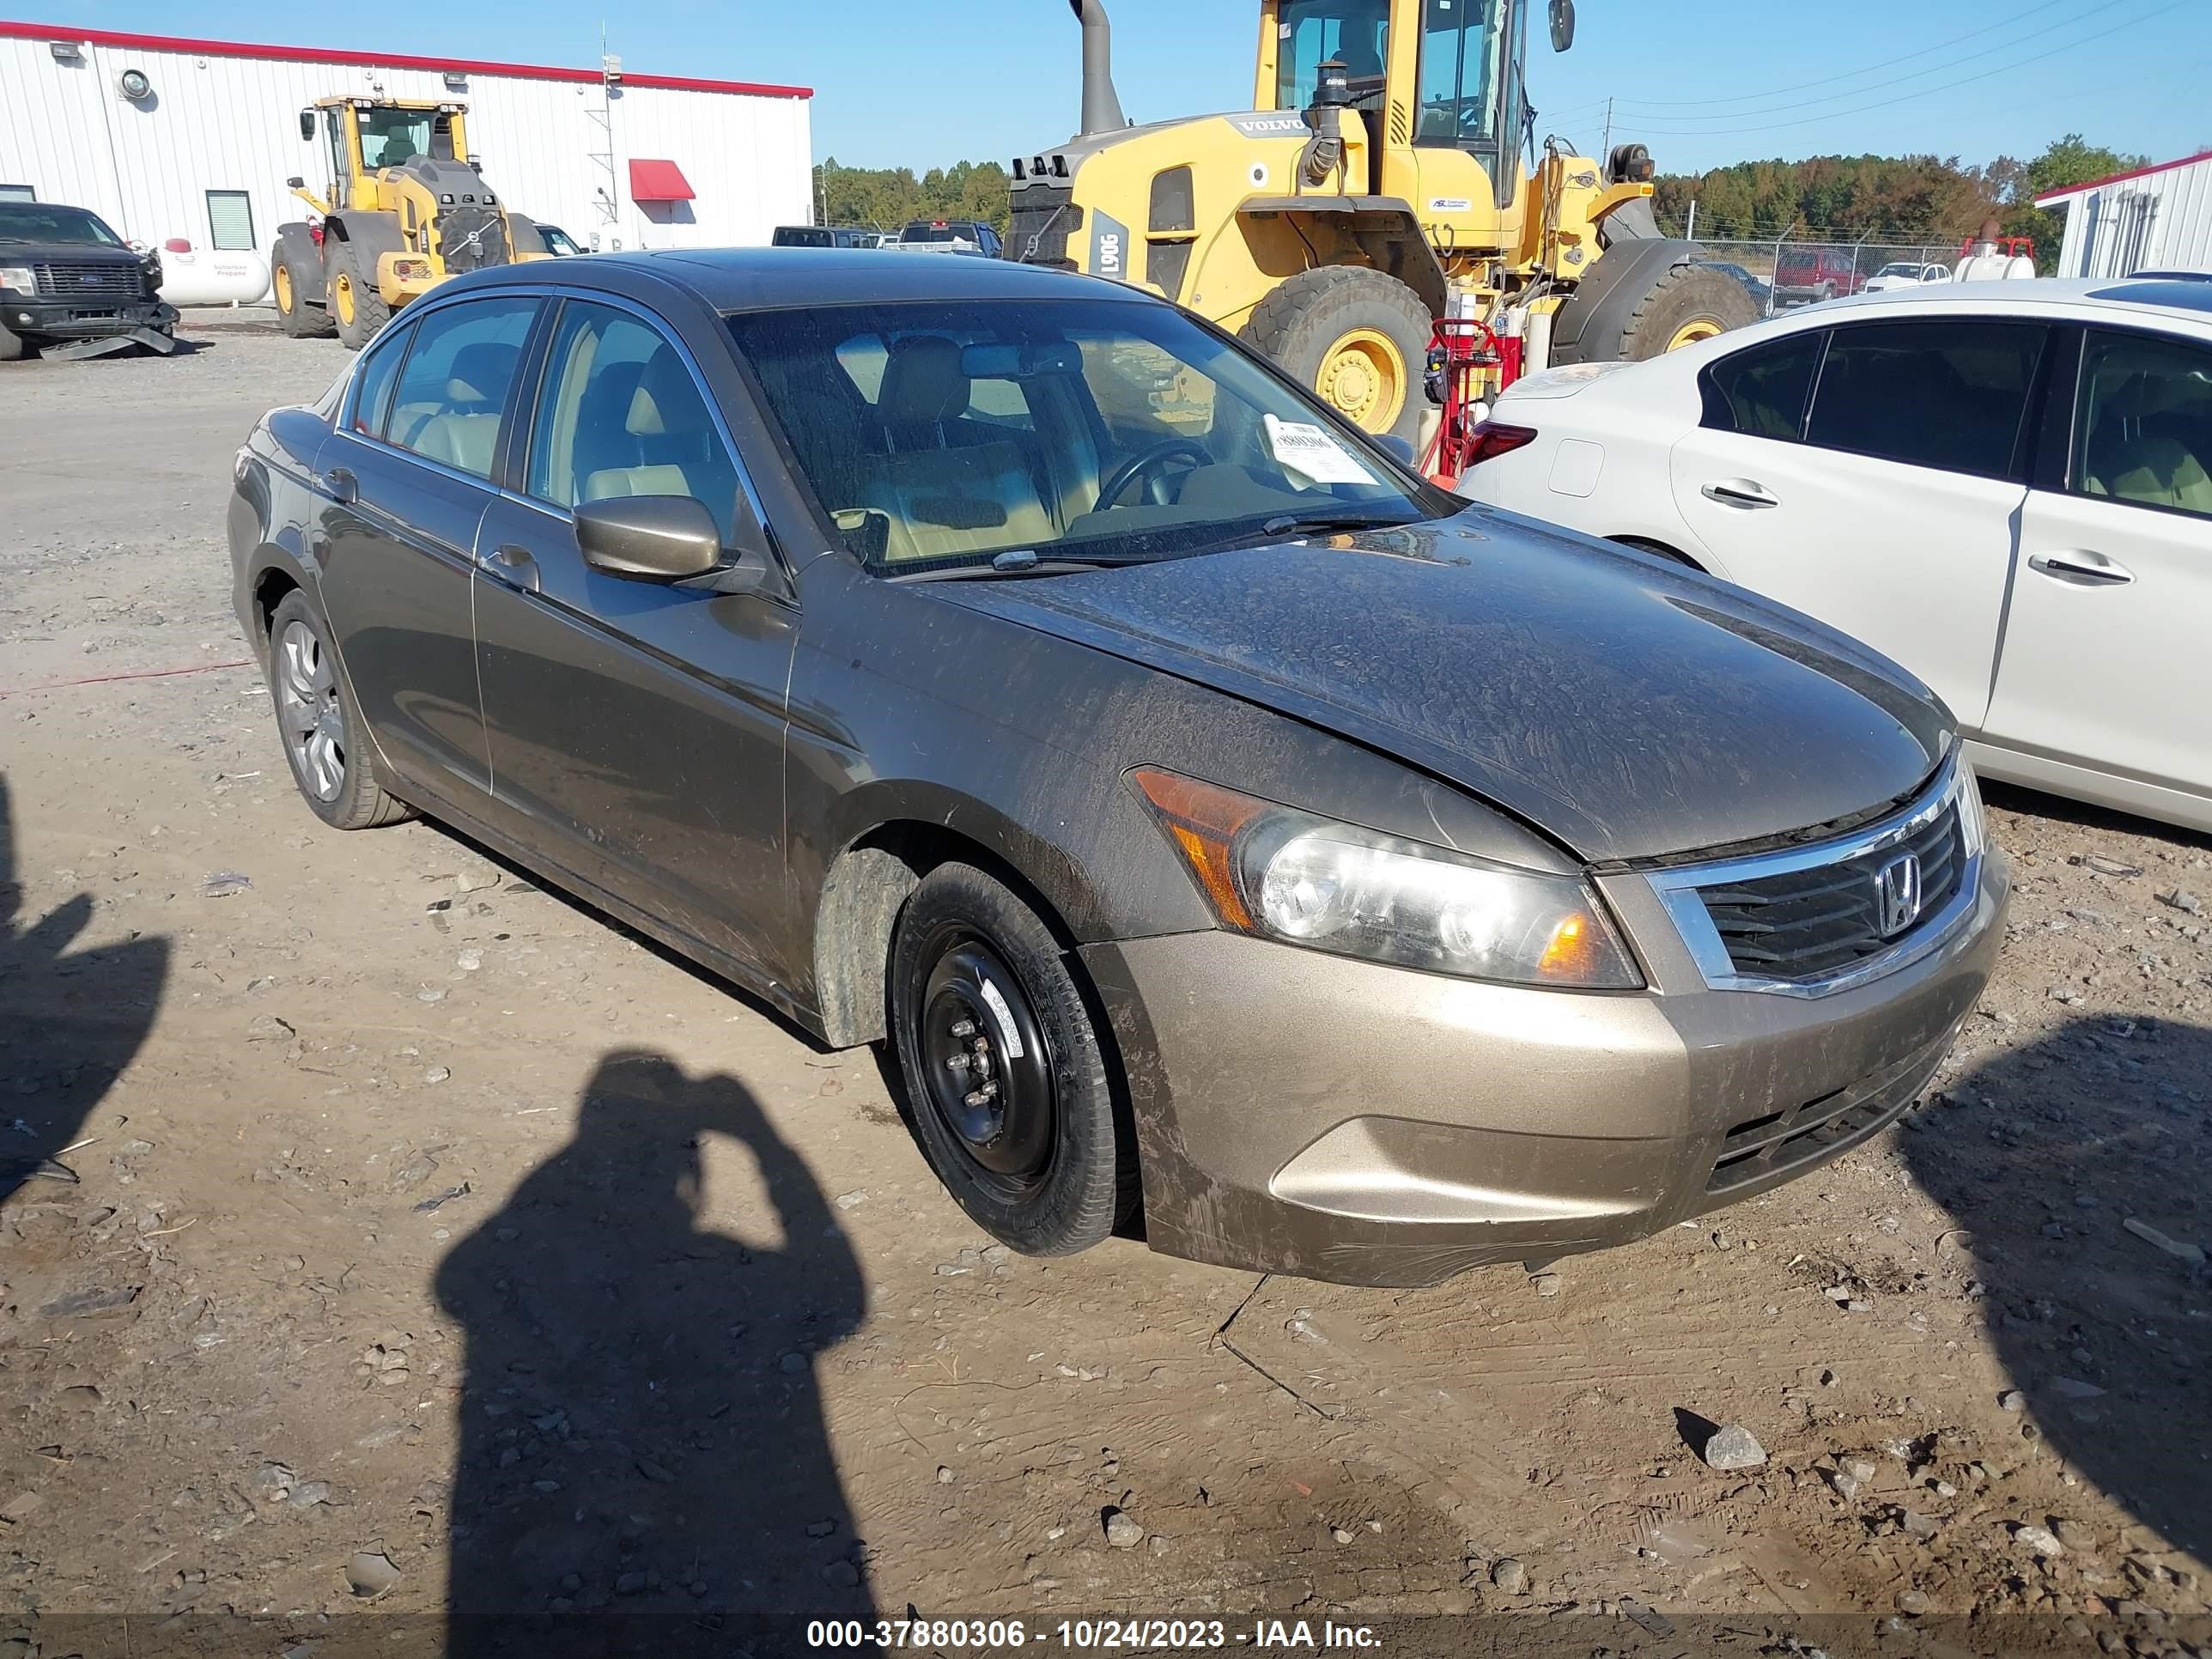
[301,100,469,210]
[1256,0,1541,210]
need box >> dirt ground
[2,320,2209,1659]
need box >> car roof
[455,246,1104,311]
[1782,276,2212,328]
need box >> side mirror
[1376,434,1417,468]
[286,175,305,190]
[576,495,722,580]
[299,110,316,142]
[1548,0,1576,52]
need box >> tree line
[814,158,1012,235]
[1652,135,2149,270]
[811,134,2153,270]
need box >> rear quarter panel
[228,405,332,653]
[1464,362,1717,569]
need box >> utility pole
[1601,96,1613,156]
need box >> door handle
[1701,479,1779,509]
[2027,550,2135,587]
[485,544,539,592]
[320,465,357,504]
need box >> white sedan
[1863,261,1952,293]
[1460,277,2212,832]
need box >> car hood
[929,509,1949,863]
[0,240,142,264]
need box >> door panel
[1667,428,2023,728]
[472,495,799,978]
[313,429,494,793]
[1981,324,2212,802]
[471,297,798,981]
[1668,317,2050,728]
[1981,489,2210,799]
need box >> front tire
[266,590,411,830]
[890,864,1133,1256]
[328,240,390,351]
[1241,266,1433,446]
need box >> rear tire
[1616,263,1760,361]
[328,240,390,351]
[889,864,1133,1256]
[266,590,411,830]
[0,319,28,362]
[272,247,336,338]
[1242,266,1433,446]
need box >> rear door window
[1700,331,1824,441]
[386,296,541,478]
[347,319,415,439]
[1804,318,2047,480]
[2070,329,2212,520]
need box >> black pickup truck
[0,200,178,361]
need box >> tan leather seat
[2085,369,2212,516]
[860,337,1055,562]
[392,340,520,469]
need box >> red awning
[628,159,695,202]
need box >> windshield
[726,296,1445,575]
[359,106,437,168]
[1276,0,1390,107]
[0,203,123,246]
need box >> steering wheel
[1096,438,1211,510]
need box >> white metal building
[0,18,812,295]
[2035,149,2212,280]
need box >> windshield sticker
[978,979,1026,1060]
[1265,414,1380,486]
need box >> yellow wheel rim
[333,270,356,326]
[1315,327,1407,434]
[1664,318,1723,351]
[274,264,294,313]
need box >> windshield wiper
[1257,512,1416,538]
[890,550,1120,583]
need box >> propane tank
[1524,307,1553,376]
[155,238,271,307]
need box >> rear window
[1803,319,2046,480]
[1700,331,1823,441]
[902,224,975,244]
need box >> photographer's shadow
[436,1050,871,1654]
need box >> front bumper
[1084,850,2007,1287]
[3,295,176,341]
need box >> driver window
[1417,0,1504,149]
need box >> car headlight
[0,266,36,296]
[1131,768,1642,988]
[1954,753,1987,856]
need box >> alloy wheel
[276,619,346,802]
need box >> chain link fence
[1688,238,1966,318]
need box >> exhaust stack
[1069,0,1126,137]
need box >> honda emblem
[1874,852,1923,939]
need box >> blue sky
[54,0,2212,176]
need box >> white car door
[1666,315,2049,727]
[1979,325,2212,814]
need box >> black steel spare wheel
[891,863,1133,1255]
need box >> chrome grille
[1698,805,1962,981]
[35,260,149,301]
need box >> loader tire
[1241,266,1432,445]
[272,247,335,338]
[329,240,390,351]
[1614,262,1759,360]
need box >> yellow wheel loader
[270,98,546,349]
[1012,0,1755,462]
